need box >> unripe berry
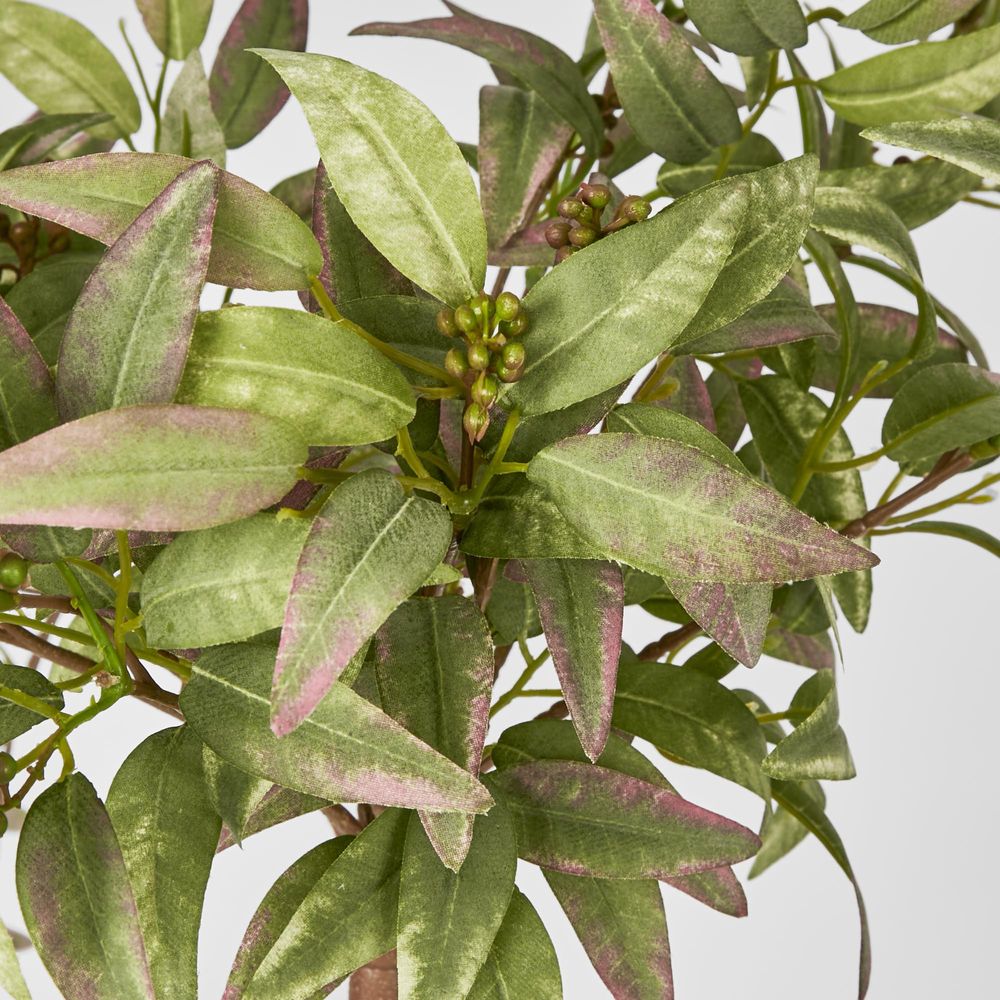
[495,291,521,322]
[557,197,585,220]
[501,341,526,372]
[463,402,489,442]
[436,307,459,337]
[467,341,490,371]
[0,752,14,783]
[445,346,469,380]
[624,197,651,222]
[469,292,493,325]
[500,311,529,337]
[50,232,70,253]
[486,333,506,352]
[496,360,524,383]
[554,245,578,265]
[0,553,28,590]
[9,221,33,250]
[545,221,571,249]
[472,372,500,408]
[580,182,611,209]
[454,304,478,334]
[568,225,598,248]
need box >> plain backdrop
[0,2,997,998]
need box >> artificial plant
[0,0,998,997]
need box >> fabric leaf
[160,50,227,166]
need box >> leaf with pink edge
[0,295,57,447]
[521,559,623,761]
[272,470,452,736]
[0,404,306,532]
[15,774,155,1000]
[669,579,772,668]
[181,642,492,814]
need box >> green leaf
[527,433,878,583]
[239,809,408,999]
[398,807,516,999]
[874,518,1000,558]
[812,186,920,277]
[0,663,63,742]
[504,178,747,415]
[106,726,221,1000]
[613,661,770,797]
[225,838,351,999]
[0,297,57,449]
[255,49,486,306]
[141,513,309,649]
[490,759,760,878]
[180,642,492,813]
[0,153,322,291]
[57,161,218,421]
[352,5,603,157]
[269,166,315,221]
[680,155,819,343]
[16,774,154,1000]
[863,116,1000,185]
[521,559,623,761]
[0,922,29,1000]
[484,572,542,646]
[373,596,494,871]
[749,779,825,878]
[0,405,307,532]
[0,111,111,170]
[208,0,308,148]
[544,872,673,999]
[842,0,981,44]
[202,746,271,847]
[656,131,782,197]
[161,50,227,167]
[882,362,1000,464]
[763,672,855,781]
[273,470,453,734]
[593,0,740,163]
[216,783,330,853]
[683,0,807,55]
[136,0,212,59]
[467,890,561,1000]
[179,307,414,446]
[764,627,835,670]
[819,24,1000,127]
[0,1,140,137]
[479,85,572,254]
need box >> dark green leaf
[0,663,63,743]
[684,0,806,55]
[0,296,57,449]
[202,746,272,847]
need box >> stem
[490,641,551,717]
[637,621,701,662]
[119,20,154,110]
[57,564,129,688]
[152,57,169,152]
[395,426,432,481]
[806,7,846,24]
[0,613,96,646]
[114,531,132,662]
[881,473,999,525]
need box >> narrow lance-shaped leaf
[842,0,981,44]
[216,783,329,853]
[224,838,351,999]
[528,433,878,584]
[209,0,308,148]
[161,50,227,167]
[57,161,218,421]
[522,559,623,761]
[0,111,111,171]
[352,4,603,156]
[106,726,222,1000]
[202,746,272,847]
[0,295,57,448]
[16,774,155,1000]
[0,1,141,137]
[818,24,1000,127]
[0,404,305,531]
[489,760,760,878]
[398,807,516,1000]
[593,0,740,164]
[504,178,748,415]
[373,596,494,870]
[254,48,486,306]
[136,0,213,60]
[683,0,807,55]
[875,519,1000,559]
[178,307,415,446]
[180,643,493,813]
[544,871,673,1000]
[0,153,322,291]
[273,470,453,735]
[750,779,826,879]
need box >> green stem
[490,642,551,718]
[882,473,1000,525]
[0,613,96,646]
[152,57,169,152]
[57,563,129,688]
[119,20,154,110]
[114,531,133,661]
[806,7,846,24]
[877,467,907,507]
[396,425,433,481]
[0,683,67,724]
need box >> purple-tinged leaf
[0,111,111,171]
[0,295,57,447]
[209,0,308,149]
[0,153,322,290]
[181,642,492,814]
[665,864,748,917]
[57,161,218,421]
[528,433,878,583]
[273,471,452,735]
[490,760,760,879]
[764,627,835,670]
[478,85,573,252]
[521,559,623,761]
[652,355,717,432]
[136,0,213,60]
[544,871,674,999]
[352,5,603,155]
[668,580,772,668]
[373,596,494,871]
[707,358,761,450]
[0,404,307,531]
[15,774,155,1000]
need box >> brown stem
[323,804,364,836]
[472,557,499,613]
[16,594,77,612]
[841,450,974,539]
[636,621,701,662]
[490,267,510,299]
[493,643,512,679]
[349,951,397,1000]
[535,699,570,721]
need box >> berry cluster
[0,212,71,283]
[545,183,651,264]
[0,552,28,590]
[436,291,528,443]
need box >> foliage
[0,1,998,997]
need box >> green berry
[454,304,478,334]
[0,553,28,590]
[472,373,500,408]
[500,311,529,337]
[554,245,578,265]
[545,221,571,249]
[463,402,490,442]
[445,346,469,380]
[557,197,585,220]
[495,291,521,322]
[624,197,651,222]
[568,225,598,248]
[486,332,506,352]
[501,341,526,371]
[436,307,459,337]
[496,360,523,383]
[469,292,493,327]
[580,182,611,209]
[0,751,16,783]
[467,341,490,371]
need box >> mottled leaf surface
[0,663,64,743]
[842,0,980,44]
[0,296,57,449]
[684,0,807,55]
[161,50,227,166]
[107,726,221,1000]
[202,746,272,848]
[136,0,213,59]
[657,131,782,198]
[750,780,825,878]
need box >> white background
[0,2,997,998]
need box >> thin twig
[636,621,701,662]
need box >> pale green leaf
[656,131,782,197]
[749,779,825,878]
[136,0,213,60]
[160,50,227,167]
[0,922,29,1000]
[842,0,981,44]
